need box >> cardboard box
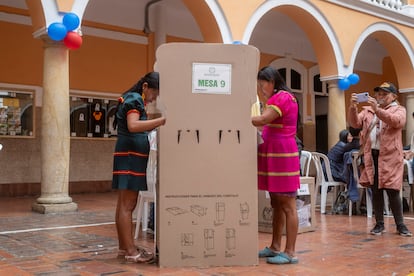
[258,176,316,234]
[157,43,260,268]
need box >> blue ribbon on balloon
[47,13,80,42]
[338,73,360,90]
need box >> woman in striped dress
[112,72,166,263]
[252,66,300,265]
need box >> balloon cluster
[47,13,82,50]
[338,73,360,90]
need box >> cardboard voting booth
[156,43,260,268]
[258,176,316,234]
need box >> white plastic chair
[407,133,414,211]
[403,158,413,212]
[134,131,157,239]
[311,152,347,214]
[300,150,312,177]
[349,151,372,217]
[404,159,413,185]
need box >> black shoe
[397,224,412,237]
[370,223,386,235]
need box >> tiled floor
[0,192,413,275]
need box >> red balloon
[63,31,82,50]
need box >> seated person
[327,129,351,183]
[344,126,361,153]
[343,127,364,205]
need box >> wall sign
[192,63,232,94]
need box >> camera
[356,92,369,103]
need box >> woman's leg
[278,195,298,256]
[115,189,139,256]
[386,189,404,226]
[115,196,125,251]
[371,150,384,224]
[270,194,284,252]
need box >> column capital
[40,34,66,48]
[326,80,339,90]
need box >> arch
[204,0,232,43]
[182,0,231,43]
[350,22,414,91]
[41,0,88,29]
[242,0,344,79]
[27,0,89,36]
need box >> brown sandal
[118,246,152,258]
[125,249,154,263]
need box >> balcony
[368,0,405,10]
[328,0,414,26]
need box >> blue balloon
[63,13,80,31]
[232,41,242,45]
[338,78,351,90]
[348,73,360,85]
[48,22,67,41]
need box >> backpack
[332,190,349,215]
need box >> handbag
[357,117,378,170]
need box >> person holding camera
[348,82,411,236]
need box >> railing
[366,0,405,10]
[330,0,414,22]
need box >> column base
[32,202,78,214]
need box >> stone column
[32,39,77,214]
[327,81,347,149]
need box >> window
[0,88,34,137]
[291,69,301,90]
[312,74,329,96]
[70,96,118,138]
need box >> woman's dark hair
[348,126,361,137]
[257,66,300,130]
[113,72,159,129]
[126,71,159,95]
[339,129,349,143]
[257,66,291,93]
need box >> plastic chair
[300,150,312,177]
[311,152,347,214]
[404,159,413,185]
[403,158,413,212]
[406,133,414,211]
[134,132,157,240]
[134,149,156,239]
[349,151,372,217]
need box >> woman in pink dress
[252,66,300,265]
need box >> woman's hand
[350,93,358,108]
[367,96,378,112]
[158,116,166,127]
